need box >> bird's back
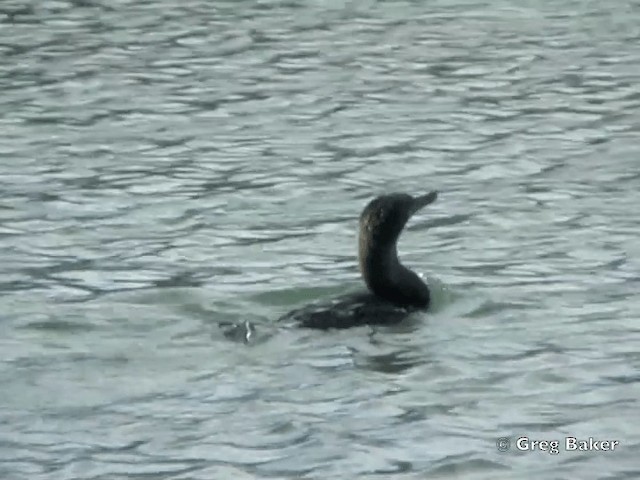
[279,291,418,329]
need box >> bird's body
[280,191,438,329]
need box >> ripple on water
[1,0,640,479]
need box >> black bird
[279,191,438,329]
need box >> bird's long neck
[359,242,430,308]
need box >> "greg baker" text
[516,436,619,454]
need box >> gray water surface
[1,1,639,479]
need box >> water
[1,0,639,478]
